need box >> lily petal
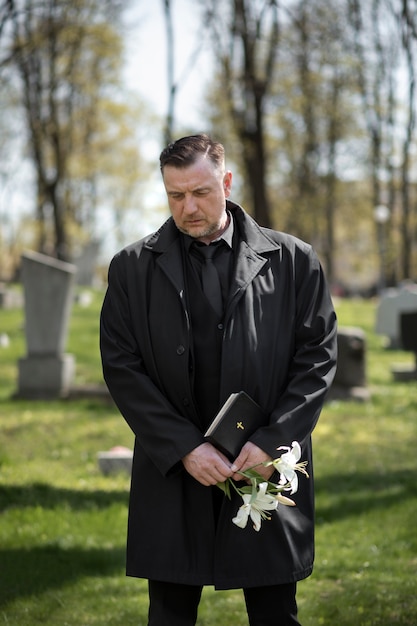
[249,507,262,532]
[276,493,296,506]
[232,501,251,529]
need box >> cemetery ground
[0,292,416,626]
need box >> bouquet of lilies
[217,441,309,532]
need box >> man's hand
[231,441,274,482]
[182,442,233,486]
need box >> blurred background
[1,0,416,295]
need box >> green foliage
[0,295,416,624]
[0,0,147,265]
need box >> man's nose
[183,194,197,213]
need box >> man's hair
[159,134,225,172]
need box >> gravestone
[392,310,417,381]
[375,283,417,348]
[329,326,369,400]
[0,283,23,309]
[17,250,77,398]
[74,240,100,286]
[98,446,133,476]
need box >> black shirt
[181,211,235,311]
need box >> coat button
[217,323,224,330]
[176,345,185,355]
[183,397,190,406]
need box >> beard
[177,220,222,241]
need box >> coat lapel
[145,218,186,298]
[156,241,185,296]
[227,201,281,308]
[229,240,267,300]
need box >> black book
[204,391,267,460]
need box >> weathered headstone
[392,310,417,381]
[0,283,23,309]
[74,240,100,286]
[17,250,77,398]
[375,283,417,348]
[98,446,133,476]
[329,326,369,400]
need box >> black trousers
[147,580,301,626]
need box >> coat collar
[226,202,281,302]
[228,200,281,255]
[143,201,281,300]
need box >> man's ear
[223,171,233,197]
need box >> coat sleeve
[100,252,205,477]
[249,243,337,455]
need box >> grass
[0,289,416,625]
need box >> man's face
[162,156,232,243]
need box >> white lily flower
[223,440,308,532]
[232,482,278,532]
[271,441,309,494]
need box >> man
[100,134,337,625]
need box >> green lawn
[0,290,416,625]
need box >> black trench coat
[100,201,337,590]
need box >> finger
[230,452,247,473]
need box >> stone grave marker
[74,240,100,286]
[17,250,77,398]
[98,446,133,476]
[392,310,417,381]
[0,283,23,309]
[375,283,417,348]
[329,326,369,400]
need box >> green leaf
[216,480,231,499]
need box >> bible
[204,391,267,460]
